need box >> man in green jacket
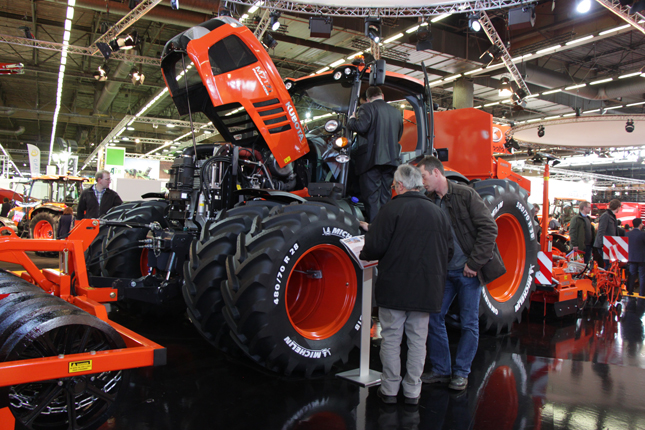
[569,201,594,264]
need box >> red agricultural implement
[0,219,165,430]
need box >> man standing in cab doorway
[348,86,403,222]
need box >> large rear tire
[100,201,168,278]
[183,200,282,352]
[473,179,538,333]
[85,202,141,276]
[223,202,362,377]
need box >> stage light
[365,17,381,43]
[270,11,281,31]
[537,125,545,138]
[576,0,591,13]
[499,77,513,97]
[93,64,109,81]
[263,33,278,49]
[416,22,433,51]
[468,13,481,32]
[131,70,145,85]
[626,119,635,133]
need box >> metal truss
[512,115,643,135]
[254,9,272,41]
[520,164,645,187]
[81,116,132,170]
[91,0,164,54]
[594,0,645,36]
[479,11,531,97]
[226,0,532,17]
[133,117,213,129]
[0,34,160,66]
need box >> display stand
[337,236,381,387]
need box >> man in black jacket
[77,170,123,220]
[627,218,645,296]
[348,86,403,222]
[361,164,452,405]
[593,199,622,268]
[569,201,594,264]
[417,156,505,391]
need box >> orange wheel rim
[140,248,151,276]
[286,244,357,340]
[487,214,526,302]
[33,220,54,239]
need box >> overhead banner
[26,144,40,177]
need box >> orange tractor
[80,16,538,378]
[11,175,85,240]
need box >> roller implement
[0,220,165,430]
[84,16,539,377]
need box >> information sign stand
[337,236,381,387]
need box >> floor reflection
[99,298,645,430]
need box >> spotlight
[480,45,502,68]
[18,26,34,39]
[365,17,381,43]
[499,77,513,97]
[576,0,592,13]
[537,125,545,138]
[531,153,544,164]
[626,119,635,133]
[527,148,534,156]
[263,33,278,50]
[415,22,433,51]
[309,16,333,38]
[108,31,139,52]
[93,64,109,81]
[270,11,281,31]
[504,138,521,152]
[468,13,481,32]
[131,70,145,85]
[575,107,582,116]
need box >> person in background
[569,201,595,264]
[57,206,74,239]
[627,218,645,296]
[0,198,10,217]
[617,220,626,237]
[417,156,505,391]
[348,86,403,222]
[360,164,452,405]
[548,215,561,230]
[77,170,122,220]
[594,199,622,269]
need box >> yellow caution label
[284,156,291,164]
[69,360,92,374]
[236,184,242,190]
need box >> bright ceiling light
[576,0,591,14]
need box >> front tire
[223,202,362,377]
[474,179,538,333]
[29,211,60,240]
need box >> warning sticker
[68,360,92,373]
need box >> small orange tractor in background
[10,175,85,240]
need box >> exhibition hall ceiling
[0,0,642,175]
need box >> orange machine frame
[0,219,165,429]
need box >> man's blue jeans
[427,269,482,378]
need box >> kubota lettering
[285,102,304,142]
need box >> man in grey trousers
[360,164,452,405]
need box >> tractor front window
[207,35,257,76]
[290,82,352,132]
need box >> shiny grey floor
[95,298,645,430]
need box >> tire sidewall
[263,221,363,363]
[477,182,537,325]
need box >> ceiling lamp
[416,22,433,51]
[131,70,145,85]
[270,11,281,31]
[93,64,109,81]
[365,17,381,43]
[309,16,333,38]
[263,33,278,50]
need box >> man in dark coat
[348,86,403,222]
[627,218,645,296]
[593,199,622,268]
[77,170,123,220]
[417,155,505,391]
[569,201,595,264]
[360,164,452,405]
[0,198,10,217]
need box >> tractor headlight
[325,119,340,133]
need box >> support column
[453,78,474,109]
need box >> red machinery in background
[531,161,626,316]
[0,219,165,430]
